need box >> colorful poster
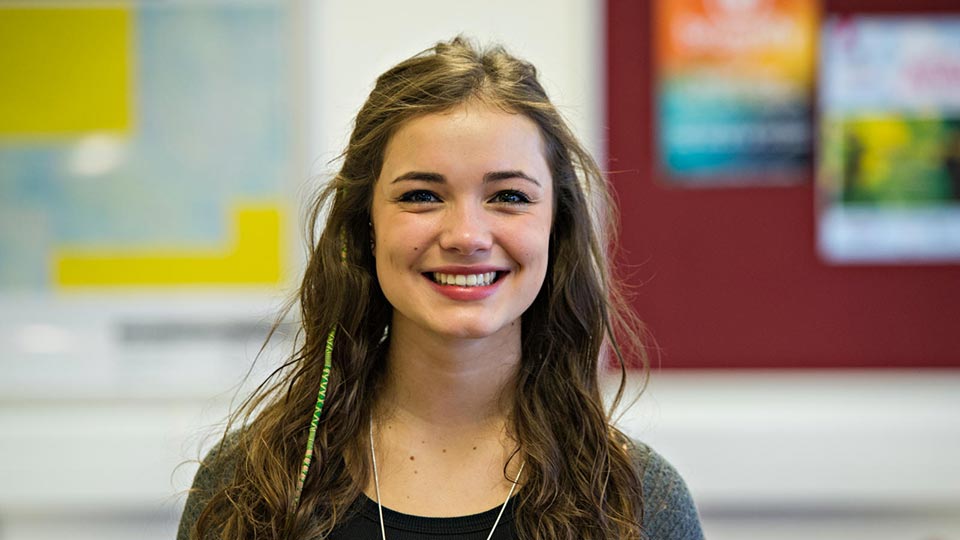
[654,0,817,184]
[0,4,296,289]
[817,16,960,264]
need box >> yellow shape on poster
[0,7,132,135]
[55,206,284,287]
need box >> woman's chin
[389,309,523,344]
[436,324,510,341]
[424,316,521,343]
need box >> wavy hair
[190,36,648,540]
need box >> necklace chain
[368,419,523,540]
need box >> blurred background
[1,1,958,539]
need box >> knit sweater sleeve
[632,441,705,540]
[177,435,240,540]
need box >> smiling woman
[178,37,704,540]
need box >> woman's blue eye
[398,190,441,203]
[491,190,531,204]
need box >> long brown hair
[190,36,648,540]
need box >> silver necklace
[368,419,524,540]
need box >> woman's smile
[428,270,500,287]
[423,267,510,301]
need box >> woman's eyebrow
[390,169,541,187]
[391,171,445,184]
[484,170,541,187]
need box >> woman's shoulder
[626,438,706,540]
[177,431,243,540]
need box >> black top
[329,493,516,540]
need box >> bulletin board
[606,0,960,369]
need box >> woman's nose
[438,203,493,255]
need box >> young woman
[178,37,704,540]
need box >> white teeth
[432,272,497,287]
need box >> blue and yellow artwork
[0,4,294,288]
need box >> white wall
[3,2,960,540]
[616,371,960,511]
[307,0,603,176]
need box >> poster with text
[817,16,960,264]
[655,0,817,184]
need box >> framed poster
[817,15,960,264]
[654,0,817,185]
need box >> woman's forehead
[379,102,550,182]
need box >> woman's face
[370,101,553,342]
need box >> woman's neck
[362,316,525,517]
[377,316,521,430]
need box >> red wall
[606,0,960,369]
